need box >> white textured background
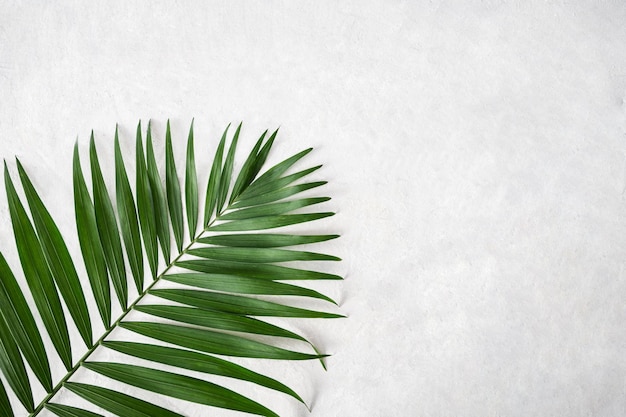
[2,1,626,416]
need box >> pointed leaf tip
[18,161,94,348]
[90,136,128,309]
[165,120,184,251]
[146,122,172,262]
[115,134,144,294]
[5,165,73,370]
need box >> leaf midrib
[28,219,216,417]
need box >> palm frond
[0,120,341,416]
[114,127,145,294]
[89,133,128,310]
[0,379,14,417]
[203,123,229,226]
[145,122,172,265]
[135,122,158,279]
[184,120,198,242]
[73,143,111,328]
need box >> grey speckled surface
[2,1,626,416]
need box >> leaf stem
[29,224,213,416]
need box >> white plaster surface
[2,1,626,416]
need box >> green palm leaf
[45,403,103,417]
[83,362,279,417]
[0,315,32,411]
[203,124,228,226]
[216,122,240,214]
[165,120,184,252]
[146,121,171,263]
[102,341,305,404]
[162,272,337,303]
[150,288,342,318]
[198,233,339,247]
[134,304,316,341]
[73,143,111,328]
[176,258,343,280]
[4,163,73,370]
[120,321,325,360]
[114,127,144,294]
[89,133,128,309]
[184,120,198,240]
[0,379,14,417]
[65,382,184,417]
[237,165,322,202]
[135,122,159,278]
[0,251,52,392]
[17,159,93,348]
[232,181,328,208]
[242,147,313,195]
[229,129,268,203]
[0,120,341,416]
